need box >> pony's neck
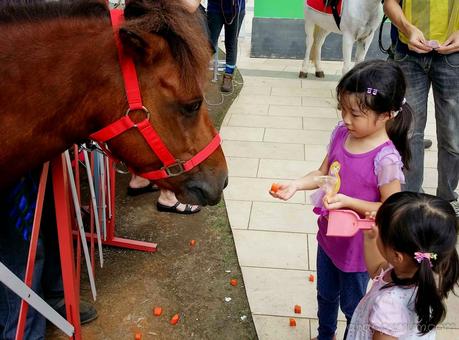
[0,18,124,188]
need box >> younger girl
[348,192,459,339]
[270,60,413,339]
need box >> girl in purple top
[270,60,413,340]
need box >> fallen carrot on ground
[170,314,180,325]
[289,318,296,327]
[189,239,196,247]
[153,307,162,316]
[134,332,142,340]
[230,279,238,286]
[309,274,315,282]
[270,183,280,193]
[294,305,301,314]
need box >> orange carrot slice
[294,305,301,314]
[153,307,162,316]
[170,314,180,325]
[289,318,297,327]
[270,183,280,193]
[309,274,315,282]
[189,239,196,247]
[230,279,238,287]
[134,332,142,340]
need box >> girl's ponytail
[415,260,445,334]
[437,250,459,299]
[386,101,413,170]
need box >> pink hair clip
[414,252,438,267]
[366,87,378,95]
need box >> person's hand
[363,211,378,240]
[436,31,459,54]
[323,193,349,210]
[406,25,432,53]
[269,181,297,201]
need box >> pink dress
[347,266,436,339]
[312,122,405,272]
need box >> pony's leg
[341,33,354,75]
[299,19,315,78]
[354,33,375,65]
[312,26,329,78]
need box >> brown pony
[0,0,228,205]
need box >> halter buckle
[163,161,185,177]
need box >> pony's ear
[124,0,149,19]
[119,28,165,63]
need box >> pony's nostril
[223,177,229,189]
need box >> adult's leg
[395,52,431,192]
[317,246,340,340]
[431,52,459,202]
[223,10,245,68]
[206,11,225,56]
[339,271,369,340]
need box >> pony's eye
[181,100,202,116]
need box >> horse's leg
[299,17,315,78]
[312,26,329,78]
[354,33,375,65]
[341,32,354,75]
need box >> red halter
[89,9,221,180]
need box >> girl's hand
[323,193,349,210]
[269,182,297,201]
[436,30,459,54]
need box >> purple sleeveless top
[315,123,404,272]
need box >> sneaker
[221,73,233,92]
[53,298,98,324]
[450,200,459,217]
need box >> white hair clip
[367,87,378,95]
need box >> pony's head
[106,0,227,206]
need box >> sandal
[127,184,159,196]
[156,201,201,215]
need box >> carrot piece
[153,307,163,316]
[270,183,280,193]
[309,274,315,282]
[134,332,142,340]
[294,305,301,314]
[170,314,180,325]
[289,318,297,327]
[230,279,238,287]
[189,239,196,247]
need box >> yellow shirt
[400,0,459,44]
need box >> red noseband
[89,9,221,180]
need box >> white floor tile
[227,157,259,177]
[222,140,305,160]
[257,159,317,179]
[253,315,310,340]
[229,114,303,130]
[220,126,265,142]
[225,200,252,230]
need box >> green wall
[254,0,303,19]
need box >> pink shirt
[314,122,404,272]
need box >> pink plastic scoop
[327,209,374,237]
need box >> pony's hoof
[315,71,325,78]
[298,71,308,78]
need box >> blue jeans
[207,10,245,67]
[0,180,62,340]
[394,48,459,201]
[316,246,369,340]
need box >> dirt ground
[47,70,258,340]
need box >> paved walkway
[219,8,459,338]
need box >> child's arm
[323,179,401,216]
[364,225,389,279]
[372,331,397,340]
[269,155,329,201]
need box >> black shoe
[127,183,159,196]
[423,139,432,149]
[53,299,98,324]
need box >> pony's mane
[0,0,109,23]
[123,0,211,87]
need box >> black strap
[331,4,341,30]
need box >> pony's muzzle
[186,176,227,206]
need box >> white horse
[299,0,383,78]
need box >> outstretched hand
[269,182,297,201]
[363,211,378,240]
[436,31,459,54]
